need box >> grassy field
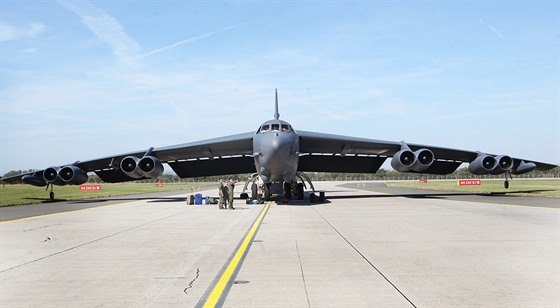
[2,179,558,207]
[385,179,560,198]
[0,183,211,207]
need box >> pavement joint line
[196,201,271,308]
[0,200,140,224]
[0,208,191,273]
[312,207,418,308]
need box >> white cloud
[0,21,46,42]
[58,0,142,66]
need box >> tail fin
[274,89,280,120]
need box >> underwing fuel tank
[22,174,47,187]
[512,161,536,175]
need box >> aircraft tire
[50,191,55,201]
[296,183,304,200]
[284,182,291,199]
[251,183,258,200]
[264,184,271,201]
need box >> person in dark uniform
[218,178,226,209]
[221,179,229,209]
[227,178,236,209]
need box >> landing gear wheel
[504,180,509,189]
[264,183,271,201]
[284,182,291,199]
[251,183,258,200]
[49,191,55,201]
[296,183,304,200]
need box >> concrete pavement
[1,182,558,307]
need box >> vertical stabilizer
[274,89,280,119]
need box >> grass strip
[0,183,211,207]
[385,179,560,198]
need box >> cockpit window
[258,123,292,133]
[259,124,270,133]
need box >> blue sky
[1,1,558,175]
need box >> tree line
[3,167,559,184]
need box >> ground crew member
[218,178,226,209]
[227,178,236,209]
[221,179,229,209]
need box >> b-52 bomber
[2,90,557,201]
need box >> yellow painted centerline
[200,201,271,308]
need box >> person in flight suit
[221,179,229,209]
[227,178,236,209]
[218,178,226,209]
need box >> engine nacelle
[138,156,164,178]
[22,175,47,187]
[43,167,66,185]
[512,161,536,175]
[468,154,497,175]
[411,149,434,172]
[490,155,514,175]
[391,150,415,172]
[120,155,164,179]
[120,156,143,179]
[59,166,89,185]
[391,148,434,172]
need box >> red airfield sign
[79,185,101,191]
[458,180,481,186]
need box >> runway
[1,182,558,307]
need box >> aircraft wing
[296,130,557,175]
[2,132,256,185]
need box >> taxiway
[1,182,558,307]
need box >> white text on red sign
[458,180,481,186]
[79,185,101,191]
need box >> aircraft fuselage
[252,119,299,183]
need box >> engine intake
[59,166,89,185]
[391,150,415,172]
[468,154,497,175]
[120,155,163,179]
[43,167,66,185]
[139,156,164,178]
[391,148,434,172]
[411,149,434,172]
[490,155,513,174]
[121,156,143,178]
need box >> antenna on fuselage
[274,88,280,120]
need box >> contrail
[142,24,242,58]
[488,24,506,40]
